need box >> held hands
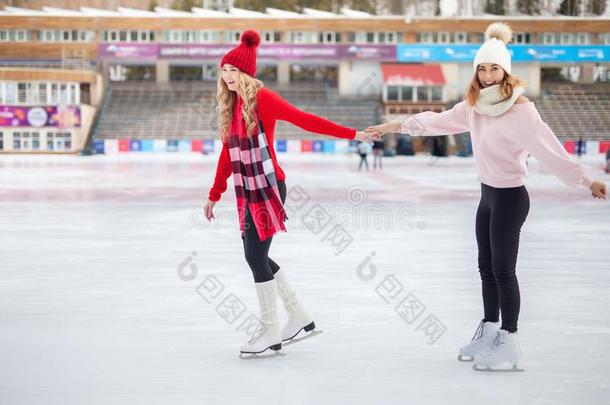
[354,130,379,144]
[365,122,402,139]
[589,180,607,199]
[204,199,217,221]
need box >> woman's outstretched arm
[519,108,606,199]
[366,101,470,137]
[258,88,373,142]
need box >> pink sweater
[401,101,593,188]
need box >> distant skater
[358,141,371,171]
[372,140,384,170]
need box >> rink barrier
[93,139,610,155]
[95,139,354,154]
[564,140,610,155]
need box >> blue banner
[312,140,324,153]
[275,140,287,153]
[203,139,215,153]
[141,139,154,152]
[178,140,191,152]
[129,139,142,152]
[323,140,336,153]
[93,140,105,154]
[397,44,610,63]
[166,139,178,152]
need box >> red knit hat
[220,30,261,77]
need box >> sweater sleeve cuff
[208,190,221,202]
[581,175,594,189]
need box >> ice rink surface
[1,152,609,405]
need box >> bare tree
[517,0,541,14]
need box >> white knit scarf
[474,84,525,117]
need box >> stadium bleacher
[94,82,380,140]
[537,83,610,141]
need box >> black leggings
[476,183,530,333]
[242,181,287,283]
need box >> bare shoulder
[515,95,530,104]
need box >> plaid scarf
[227,98,287,241]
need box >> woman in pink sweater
[367,23,606,372]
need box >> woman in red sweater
[203,30,373,357]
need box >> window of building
[454,32,468,44]
[401,86,414,101]
[18,83,27,103]
[416,87,428,102]
[470,33,484,43]
[387,86,399,101]
[15,29,27,42]
[32,132,40,150]
[575,33,591,44]
[262,31,281,43]
[39,83,48,104]
[320,31,341,44]
[542,32,557,44]
[225,30,241,43]
[560,33,573,44]
[4,82,17,103]
[13,133,21,150]
[63,132,72,150]
[47,132,54,151]
[514,32,531,44]
[437,32,451,44]
[430,86,443,101]
[21,132,31,150]
[417,32,435,43]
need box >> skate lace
[248,331,263,344]
[487,332,506,354]
[470,321,485,343]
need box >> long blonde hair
[217,71,264,141]
[465,69,526,106]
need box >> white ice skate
[473,329,524,372]
[239,280,284,359]
[274,270,321,345]
[458,320,500,362]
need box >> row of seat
[95,82,378,140]
[536,83,610,140]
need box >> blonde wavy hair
[216,71,264,141]
[465,68,527,106]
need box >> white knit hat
[473,23,513,74]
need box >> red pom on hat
[241,30,260,48]
[220,30,260,77]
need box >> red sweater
[208,87,356,202]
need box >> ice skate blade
[239,351,286,360]
[239,342,283,359]
[457,354,474,362]
[283,329,323,346]
[472,363,524,372]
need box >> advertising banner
[0,106,81,128]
